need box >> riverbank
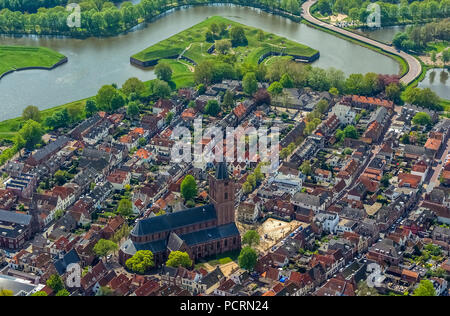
[0,46,67,80]
[0,2,302,39]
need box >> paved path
[301,0,422,85]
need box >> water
[356,25,409,44]
[418,68,450,100]
[0,5,400,121]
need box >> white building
[315,212,340,234]
[268,173,303,196]
[331,103,356,125]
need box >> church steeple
[215,161,229,180]
[209,163,235,226]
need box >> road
[301,0,422,85]
[427,137,450,192]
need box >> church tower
[209,162,235,226]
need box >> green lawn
[132,16,318,67]
[0,46,66,77]
[0,98,88,142]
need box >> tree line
[0,0,68,13]
[195,56,406,102]
[314,0,450,25]
[393,18,450,51]
[0,0,303,37]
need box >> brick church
[119,163,241,266]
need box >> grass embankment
[132,16,318,82]
[0,99,87,142]
[0,46,66,78]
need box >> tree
[127,101,140,118]
[400,133,410,144]
[215,39,232,54]
[316,99,328,114]
[155,62,173,82]
[344,125,358,139]
[268,81,283,96]
[356,281,379,296]
[317,0,332,15]
[223,90,235,108]
[85,99,98,117]
[31,291,48,296]
[166,251,193,268]
[329,87,339,96]
[151,79,171,99]
[242,181,253,194]
[96,85,120,111]
[204,99,221,117]
[96,286,115,296]
[385,83,402,104]
[166,111,174,124]
[110,93,125,111]
[230,26,247,46]
[93,239,118,259]
[117,199,133,217]
[412,112,431,126]
[18,120,43,150]
[242,230,260,247]
[54,170,68,186]
[122,77,145,97]
[300,160,312,175]
[413,280,436,296]
[254,89,271,106]
[46,274,64,293]
[181,175,197,201]
[247,174,256,188]
[67,103,84,123]
[125,250,154,274]
[0,289,13,296]
[280,73,294,88]
[22,105,40,122]
[194,60,214,85]
[55,289,70,296]
[238,246,257,271]
[430,51,437,65]
[404,87,441,110]
[442,49,450,66]
[243,72,258,96]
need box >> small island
[130,16,319,86]
[0,46,67,80]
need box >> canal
[0,4,400,120]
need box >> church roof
[181,223,240,247]
[121,223,240,256]
[132,204,217,236]
[167,232,185,252]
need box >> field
[131,16,319,78]
[0,46,66,77]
